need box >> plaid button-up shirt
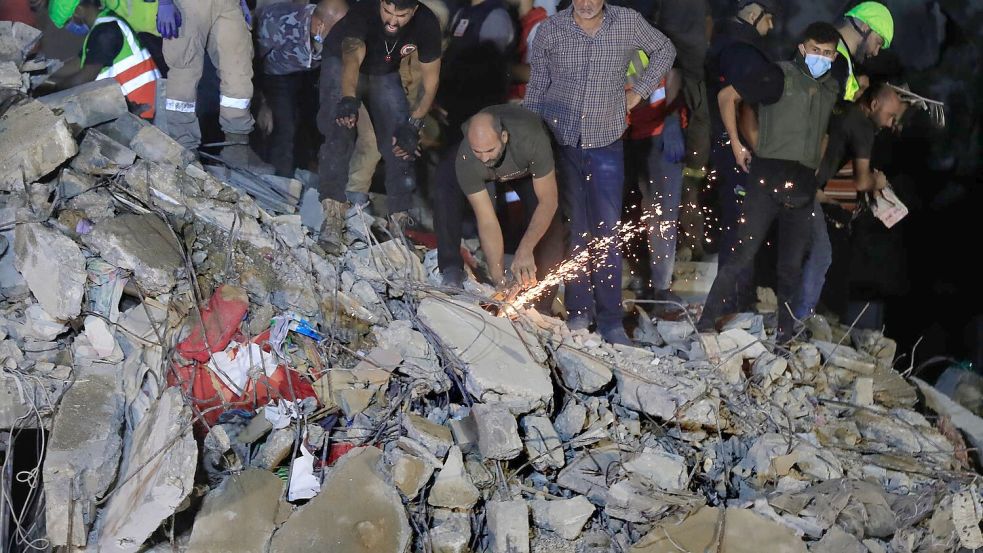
[523,5,676,148]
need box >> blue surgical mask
[65,21,90,35]
[804,53,832,79]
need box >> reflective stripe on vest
[837,40,860,102]
[86,15,160,119]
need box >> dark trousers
[317,56,414,213]
[710,131,755,309]
[434,142,564,293]
[557,141,626,332]
[700,158,817,340]
[263,72,302,177]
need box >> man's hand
[256,101,273,135]
[873,169,888,191]
[392,120,421,160]
[511,248,538,287]
[731,140,751,173]
[334,96,359,128]
[626,90,643,111]
[156,0,182,39]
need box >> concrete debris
[0,70,975,553]
[0,21,43,67]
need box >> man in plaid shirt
[524,0,675,344]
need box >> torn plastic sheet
[264,399,300,430]
[287,444,321,501]
[207,341,278,395]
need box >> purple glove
[156,0,182,39]
[240,0,252,27]
[661,113,686,164]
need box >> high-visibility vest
[625,50,686,139]
[103,0,158,36]
[837,40,860,102]
[81,14,160,119]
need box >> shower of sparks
[506,214,654,313]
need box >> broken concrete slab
[630,506,809,553]
[614,354,719,429]
[0,61,24,91]
[417,296,552,414]
[554,400,587,441]
[719,328,768,359]
[70,128,136,175]
[269,446,411,553]
[42,362,125,548]
[187,469,284,553]
[554,345,613,393]
[39,79,128,129]
[403,412,454,459]
[94,387,197,553]
[22,303,67,341]
[521,415,565,471]
[0,97,77,189]
[814,341,877,375]
[557,446,625,505]
[430,509,471,553]
[486,499,530,553]
[656,320,695,343]
[131,120,198,168]
[14,223,86,320]
[622,447,688,491]
[390,448,435,500]
[812,526,866,553]
[373,320,450,392]
[82,213,184,295]
[529,496,594,540]
[0,21,42,67]
[428,446,480,510]
[472,402,523,461]
[913,377,983,467]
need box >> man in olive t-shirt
[440,103,563,290]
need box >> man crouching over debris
[450,104,564,306]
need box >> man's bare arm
[466,189,507,285]
[511,170,558,286]
[718,85,750,172]
[410,59,441,120]
[340,37,366,98]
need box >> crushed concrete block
[623,447,688,491]
[753,353,788,385]
[814,341,877,375]
[448,414,480,454]
[94,387,197,552]
[630,506,808,553]
[656,320,694,343]
[187,469,284,553]
[391,448,435,500]
[554,346,613,393]
[428,446,479,510]
[812,526,865,553]
[1,97,77,189]
[417,296,552,414]
[23,303,67,341]
[251,428,295,470]
[39,79,128,129]
[529,496,594,540]
[42,361,124,549]
[94,111,149,144]
[14,223,86,320]
[403,412,454,459]
[269,446,411,553]
[0,21,43,67]
[719,328,768,359]
[0,61,24,91]
[373,319,449,392]
[557,446,624,505]
[521,415,565,471]
[57,167,98,199]
[605,477,673,522]
[431,509,471,553]
[554,400,587,441]
[82,213,184,295]
[486,499,530,553]
[614,355,718,428]
[913,377,983,467]
[472,402,523,460]
[130,123,197,168]
[70,128,136,175]
[853,377,874,406]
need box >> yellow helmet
[845,2,894,49]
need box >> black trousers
[262,72,302,178]
[700,158,818,341]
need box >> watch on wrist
[408,117,424,130]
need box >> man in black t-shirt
[448,104,563,293]
[316,0,442,252]
[794,82,906,321]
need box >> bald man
[437,104,563,292]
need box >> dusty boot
[220,133,275,174]
[387,210,415,241]
[318,198,348,254]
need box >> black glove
[335,96,359,123]
[393,120,421,159]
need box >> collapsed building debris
[0,24,981,553]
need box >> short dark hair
[383,0,419,11]
[859,81,899,107]
[801,22,840,46]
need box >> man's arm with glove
[335,37,366,128]
[157,0,182,39]
[393,58,440,160]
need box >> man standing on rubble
[255,0,347,178]
[317,0,442,252]
[453,105,564,301]
[697,22,841,344]
[156,0,273,173]
[47,0,161,119]
[794,82,907,322]
[524,0,675,345]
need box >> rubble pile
[1,30,982,553]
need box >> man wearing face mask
[697,22,840,344]
[452,105,564,298]
[255,0,346,177]
[47,0,161,119]
[317,0,442,253]
[832,2,894,102]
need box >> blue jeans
[627,135,683,291]
[317,57,414,213]
[793,197,833,319]
[557,141,625,332]
[710,131,755,309]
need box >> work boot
[318,198,348,255]
[220,133,275,175]
[600,325,632,346]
